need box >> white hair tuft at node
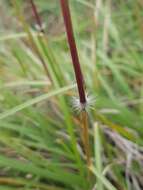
[71,94,96,112]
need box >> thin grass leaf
[94,122,104,190]
[90,165,117,190]
[0,84,76,120]
[0,155,83,187]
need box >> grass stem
[60,0,86,105]
[81,111,91,167]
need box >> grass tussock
[0,0,143,190]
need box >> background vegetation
[0,0,143,189]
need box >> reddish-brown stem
[60,0,86,105]
[29,0,44,33]
[29,0,52,81]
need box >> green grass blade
[94,122,104,190]
[90,165,117,190]
[0,84,76,120]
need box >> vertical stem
[60,0,91,171]
[91,0,102,89]
[60,0,86,104]
[103,0,111,54]
[81,111,91,167]
[94,123,103,190]
[29,0,44,33]
[93,0,102,63]
[29,0,51,81]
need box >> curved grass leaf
[0,84,76,120]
